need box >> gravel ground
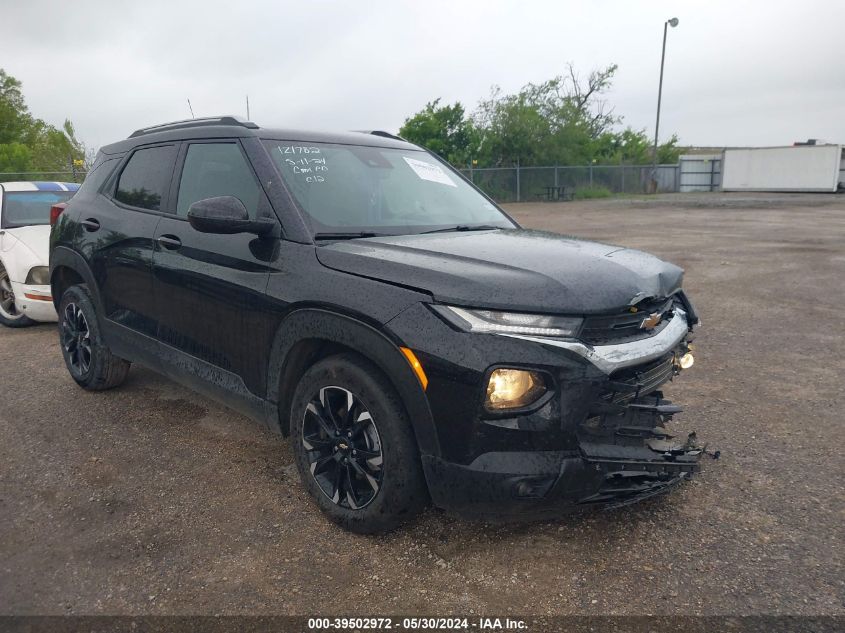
[1,192,843,616]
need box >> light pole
[651,16,679,193]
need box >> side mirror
[187,196,275,236]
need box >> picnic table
[535,185,573,202]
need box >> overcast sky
[2,0,843,152]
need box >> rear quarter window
[75,156,121,197]
[114,145,177,211]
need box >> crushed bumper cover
[422,433,703,520]
[423,385,707,521]
[576,436,701,509]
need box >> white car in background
[0,181,80,327]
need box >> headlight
[25,266,50,285]
[486,368,546,410]
[433,305,582,338]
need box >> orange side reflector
[24,293,53,302]
[399,347,428,391]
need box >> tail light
[50,202,68,226]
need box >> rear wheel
[290,353,427,533]
[0,265,35,328]
[58,284,131,390]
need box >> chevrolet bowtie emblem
[640,312,663,329]
[338,442,349,450]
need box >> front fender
[266,308,440,458]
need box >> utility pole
[651,17,679,193]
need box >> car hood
[0,225,49,262]
[315,229,684,314]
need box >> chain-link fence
[0,165,684,202]
[459,164,680,202]
[0,170,87,184]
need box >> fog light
[485,368,545,410]
[513,476,555,499]
[678,352,695,369]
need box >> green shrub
[573,185,612,200]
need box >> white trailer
[679,154,722,192]
[721,145,844,193]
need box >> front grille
[580,353,678,438]
[580,296,675,345]
[601,354,676,404]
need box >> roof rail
[129,115,259,138]
[370,130,406,141]
[353,130,406,142]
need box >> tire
[0,265,35,328]
[58,284,130,390]
[290,353,428,533]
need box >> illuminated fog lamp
[678,352,695,370]
[485,368,546,410]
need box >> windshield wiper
[313,231,387,241]
[419,225,504,235]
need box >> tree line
[399,64,680,169]
[0,69,85,180]
[1,63,679,182]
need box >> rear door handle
[157,234,182,250]
[81,218,100,232]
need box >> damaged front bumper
[421,312,710,520]
[423,394,706,520]
[576,394,705,510]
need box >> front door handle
[157,234,182,250]
[81,218,100,232]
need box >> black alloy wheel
[60,301,92,377]
[290,353,428,533]
[302,386,384,510]
[57,284,130,390]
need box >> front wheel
[290,353,428,533]
[58,284,131,390]
[0,265,34,328]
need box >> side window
[176,143,261,218]
[77,156,120,196]
[114,145,177,211]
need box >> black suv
[50,116,703,533]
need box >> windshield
[263,141,516,236]
[1,191,74,228]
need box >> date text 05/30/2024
[307,617,528,630]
